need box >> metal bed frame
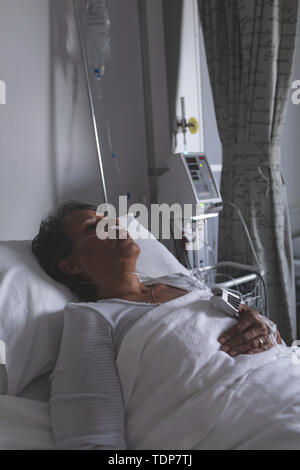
[194,261,268,316]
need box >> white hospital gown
[49,273,207,450]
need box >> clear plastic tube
[258,314,282,354]
[72,271,148,285]
[74,224,128,247]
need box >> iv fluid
[85,0,110,80]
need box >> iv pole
[73,0,108,204]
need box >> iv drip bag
[84,0,110,79]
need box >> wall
[49,0,104,209]
[175,0,204,154]
[0,0,151,240]
[51,0,152,210]
[0,0,53,240]
[144,0,170,178]
[3,0,297,243]
[198,17,221,167]
[101,0,151,208]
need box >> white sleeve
[49,307,126,450]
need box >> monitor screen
[184,154,220,202]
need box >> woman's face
[59,209,140,283]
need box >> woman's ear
[58,257,82,276]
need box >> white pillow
[120,214,189,278]
[0,215,188,395]
[0,241,75,395]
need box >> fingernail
[230,350,237,357]
[218,337,226,344]
[221,345,229,352]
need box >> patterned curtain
[198,0,299,343]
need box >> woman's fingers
[218,305,260,345]
[224,336,273,357]
[219,324,268,353]
[218,304,271,357]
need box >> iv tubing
[73,0,108,203]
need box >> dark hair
[32,200,98,302]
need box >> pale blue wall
[0,0,152,240]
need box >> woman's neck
[95,272,148,300]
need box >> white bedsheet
[116,289,300,450]
[0,395,55,450]
[18,373,51,403]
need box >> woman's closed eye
[84,221,109,233]
[83,220,98,233]
[84,223,95,232]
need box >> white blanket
[116,290,300,450]
[0,395,55,450]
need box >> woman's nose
[97,217,128,240]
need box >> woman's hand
[217,304,282,357]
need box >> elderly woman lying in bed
[32,201,300,451]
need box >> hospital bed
[1,214,300,450]
[0,215,191,450]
